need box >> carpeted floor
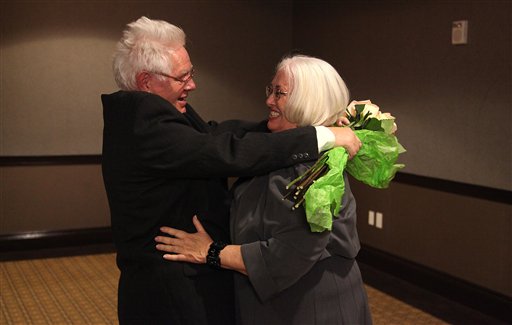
[0,253,502,324]
[1,254,118,324]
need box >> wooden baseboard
[0,227,114,261]
[358,244,511,323]
[0,155,102,166]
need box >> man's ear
[136,72,151,91]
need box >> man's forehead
[169,48,193,74]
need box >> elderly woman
[156,55,372,324]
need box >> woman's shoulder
[265,162,315,197]
[268,162,314,180]
[292,162,316,178]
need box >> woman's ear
[135,72,151,91]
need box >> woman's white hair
[113,16,186,90]
[277,55,349,127]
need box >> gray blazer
[230,164,371,324]
[231,164,361,302]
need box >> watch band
[206,241,227,269]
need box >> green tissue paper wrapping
[303,130,405,232]
[347,130,406,189]
[304,148,348,232]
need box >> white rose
[361,101,380,118]
[376,112,397,133]
[346,99,374,117]
[377,112,395,121]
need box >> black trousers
[118,262,235,325]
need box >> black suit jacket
[101,91,318,324]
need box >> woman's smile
[269,109,281,119]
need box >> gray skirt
[234,255,372,325]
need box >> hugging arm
[113,93,361,179]
[129,94,319,178]
[155,216,247,275]
[155,168,331,302]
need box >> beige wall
[0,0,293,155]
[0,165,109,232]
[293,0,511,191]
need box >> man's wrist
[314,126,335,153]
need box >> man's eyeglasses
[152,68,195,85]
[265,85,288,100]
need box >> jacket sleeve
[240,166,331,302]
[133,94,319,178]
[208,119,269,135]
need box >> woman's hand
[155,215,213,264]
[334,116,350,127]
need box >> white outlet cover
[376,212,383,229]
[368,210,375,226]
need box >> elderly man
[101,16,361,324]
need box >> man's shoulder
[101,90,162,106]
[102,91,179,119]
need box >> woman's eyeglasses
[265,85,288,100]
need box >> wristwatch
[206,241,227,269]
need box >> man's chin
[174,102,187,113]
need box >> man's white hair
[113,16,186,90]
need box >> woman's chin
[267,120,280,133]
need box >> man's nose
[185,78,196,90]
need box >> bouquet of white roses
[286,100,406,232]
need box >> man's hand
[155,215,212,264]
[327,127,362,159]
